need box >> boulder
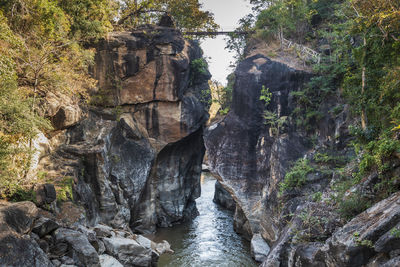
[251,234,271,262]
[99,255,123,267]
[32,217,59,237]
[153,240,174,254]
[35,183,57,206]
[93,224,113,238]
[0,201,38,234]
[53,228,100,267]
[103,237,154,267]
[0,233,54,267]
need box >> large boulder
[251,233,270,262]
[45,91,83,130]
[53,228,100,267]
[32,217,59,237]
[102,237,155,267]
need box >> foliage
[313,152,347,167]
[260,86,287,136]
[312,191,322,202]
[225,14,255,61]
[294,209,328,243]
[209,78,233,115]
[353,231,374,248]
[253,0,318,42]
[56,176,74,202]
[191,58,208,75]
[354,134,400,180]
[339,193,371,220]
[0,11,51,198]
[0,0,106,198]
[189,58,209,86]
[58,0,117,42]
[390,227,400,238]
[260,85,272,104]
[280,159,314,193]
[119,0,218,34]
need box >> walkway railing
[280,37,321,64]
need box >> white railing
[281,37,321,64]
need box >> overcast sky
[199,0,252,85]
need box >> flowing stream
[153,173,257,267]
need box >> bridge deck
[183,31,255,36]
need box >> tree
[118,0,218,33]
[58,0,118,42]
[0,11,50,197]
[352,0,400,42]
[225,14,255,61]
[342,0,400,132]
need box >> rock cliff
[61,25,209,233]
[205,54,313,240]
[33,23,209,231]
[205,51,400,266]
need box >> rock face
[205,49,400,266]
[213,180,235,211]
[37,25,210,234]
[205,54,313,240]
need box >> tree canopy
[118,0,218,33]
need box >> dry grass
[246,38,313,72]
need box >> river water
[154,173,257,267]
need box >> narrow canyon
[1,7,400,267]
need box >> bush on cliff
[280,159,314,194]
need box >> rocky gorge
[1,15,400,267]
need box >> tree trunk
[361,36,368,130]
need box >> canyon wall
[65,25,210,233]
[205,51,400,266]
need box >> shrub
[339,193,371,221]
[56,177,74,202]
[314,152,347,166]
[355,135,400,181]
[280,159,314,193]
[189,58,208,86]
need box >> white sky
[199,0,252,85]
